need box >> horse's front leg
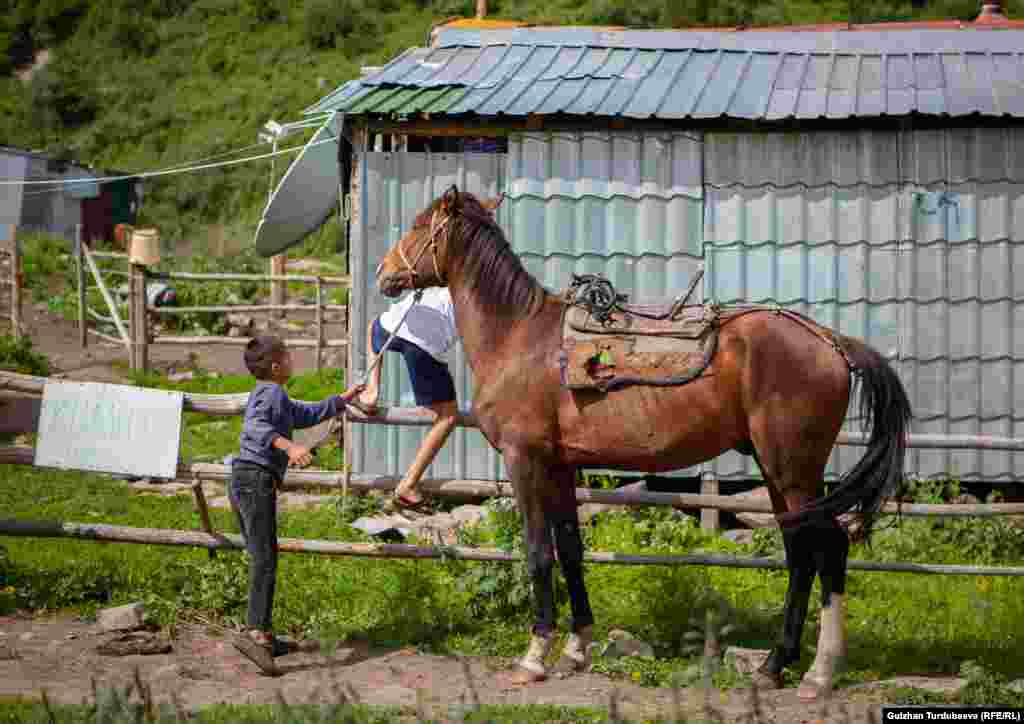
[506,449,558,684]
[549,464,594,677]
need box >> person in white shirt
[354,286,458,512]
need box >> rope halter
[396,208,448,286]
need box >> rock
[724,646,770,675]
[351,515,414,539]
[227,327,245,338]
[208,496,232,510]
[226,313,253,332]
[97,602,147,632]
[450,504,488,527]
[1007,679,1024,693]
[96,631,171,656]
[167,370,194,383]
[601,630,655,659]
[19,632,34,641]
[722,529,755,545]
[953,493,981,505]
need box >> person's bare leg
[394,399,457,503]
[358,318,382,410]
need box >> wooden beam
[4,444,1024,518]
[4,517,1024,576]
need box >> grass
[3,368,1024,714]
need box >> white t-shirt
[378,287,457,362]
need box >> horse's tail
[786,336,912,543]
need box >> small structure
[0,146,141,244]
[274,2,1024,485]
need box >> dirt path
[0,613,964,722]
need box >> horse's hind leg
[798,516,849,702]
[753,489,818,690]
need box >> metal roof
[305,26,1024,120]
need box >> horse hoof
[751,670,783,691]
[509,666,547,685]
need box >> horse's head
[376,184,504,298]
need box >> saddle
[559,273,721,392]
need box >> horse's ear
[481,192,505,213]
[441,184,461,215]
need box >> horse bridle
[392,209,449,287]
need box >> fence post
[270,254,286,319]
[315,277,324,372]
[75,225,86,348]
[9,226,21,340]
[130,263,149,373]
[701,472,720,531]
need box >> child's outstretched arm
[288,383,366,430]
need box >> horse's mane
[426,194,546,320]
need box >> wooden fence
[72,226,350,373]
[3,369,1024,579]
[0,225,22,340]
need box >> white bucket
[129,228,161,266]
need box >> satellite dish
[253,113,341,257]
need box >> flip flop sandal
[392,493,432,514]
[232,633,280,676]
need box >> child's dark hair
[244,335,286,379]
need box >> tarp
[253,113,340,257]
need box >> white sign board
[34,381,184,480]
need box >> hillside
[0,0,1016,248]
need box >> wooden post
[130,263,149,373]
[315,277,324,372]
[701,472,720,531]
[75,225,86,348]
[9,226,21,341]
[270,254,286,319]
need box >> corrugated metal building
[305,11,1024,484]
[0,146,139,243]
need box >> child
[230,335,364,675]
[353,286,458,512]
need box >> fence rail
[3,438,1024,518]
[2,518,1023,577]
[71,226,352,373]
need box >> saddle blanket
[559,304,720,392]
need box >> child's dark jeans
[229,461,279,631]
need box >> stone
[450,504,488,527]
[351,515,414,539]
[722,529,755,545]
[1007,679,1024,693]
[953,493,982,505]
[96,631,172,656]
[226,313,253,331]
[724,646,771,675]
[167,370,195,383]
[601,630,655,659]
[227,327,245,338]
[208,496,233,510]
[97,602,147,632]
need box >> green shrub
[0,334,50,376]
[303,0,372,49]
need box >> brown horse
[374,186,911,700]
